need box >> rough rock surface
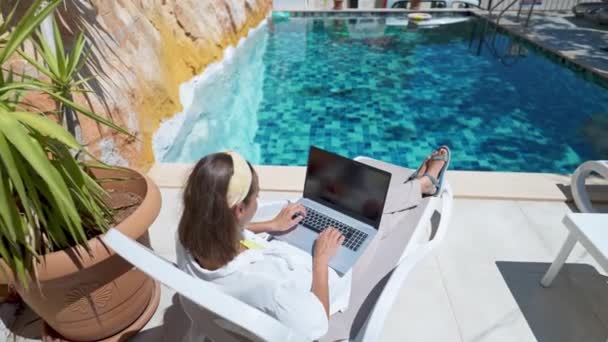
[52,0,272,170]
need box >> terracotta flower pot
[334,0,344,9]
[0,284,19,303]
[4,168,162,341]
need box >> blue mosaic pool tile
[166,16,608,173]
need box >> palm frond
[0,0,63,64]
[0,0,128,288]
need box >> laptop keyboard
[300,207,368,251]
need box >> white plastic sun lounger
[102,156,453,341]
[541,160,608,288]
[320,157,453,341]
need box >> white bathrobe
[176,229,351,341]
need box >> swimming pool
[156,13,608,173]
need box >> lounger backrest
[572,160,608,213]
[102,229,308,342]
[354,182,454,342]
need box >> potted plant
[0,1,161,340]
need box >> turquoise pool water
[159,14,608,173]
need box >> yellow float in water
[408,13,433,21]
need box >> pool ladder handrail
[470,17,526,67]
[515,0,538,28]
[489,0,520,25]
[489,0,537,27]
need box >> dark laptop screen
[303,146,392,229]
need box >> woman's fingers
[287,206,299,218]
[271,203,308,231]
[325,227,343,245]
[320,227,334,239]
[319,227,343,246]
[289,214,304,226]
[314,227,344,262]
[328,227,338,238]
[287,204,306,216]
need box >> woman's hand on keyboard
[313,227,344,265]
[268,203,307,232]
[312,227,344,318]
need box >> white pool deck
[2,165,608,342]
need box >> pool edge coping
[148,163,607,202]
[269,8,608,83]
[149,12,608,203]
[271,8,608,83]
[473,12,608,82]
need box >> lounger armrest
[102,229,308,342]
[354,236,436,342]
[429,182,454,248]
[572,160,608,213]
[355,182,454,342]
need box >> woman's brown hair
[178,152,258,269]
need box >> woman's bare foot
[419,147,448,195]
[412,156,429,179]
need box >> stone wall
[153,19,269,164]
[53,0,272,170]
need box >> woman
[176,148,449,341]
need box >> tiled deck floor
[492,11,608,77]
[1,188,607,342]
[134,189,608,342]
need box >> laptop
[273,146,392,275]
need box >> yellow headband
[225,151,253,207]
